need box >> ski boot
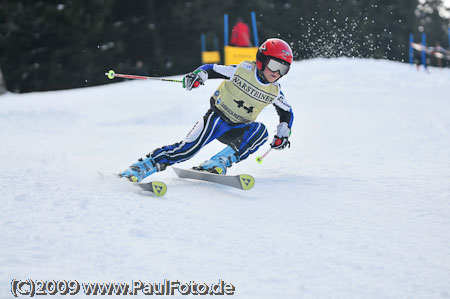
[119,155,165,183]
[194,146,239,175]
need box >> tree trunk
[0,67,7,95]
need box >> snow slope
[1,58,450,298]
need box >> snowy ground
[1,58,450,298]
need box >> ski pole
[256,148,272,164]
[105,70,183,84]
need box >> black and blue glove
[270,122,291,150]
[182,69,208,91]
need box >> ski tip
[239,174,255,190]
[151,181,167,197]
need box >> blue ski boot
[194,146,239,175]
[119,155,165,183]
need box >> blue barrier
[421,32,427,68]
[224,14,229,46]
[201,34,206,52]
[409,33,414,65]
[251,11,259,46]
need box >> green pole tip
[107,70,115,79]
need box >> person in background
[230,17,252,47]
[433,42,444,68]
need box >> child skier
[119,38,294,183]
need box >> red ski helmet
[256,38,293,76]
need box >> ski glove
[271,122,291,150]
[182,69,208,91]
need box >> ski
[98,172,167,197]
[172,167,255,190]
[137,181,167,197]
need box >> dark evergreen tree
[0,0,448,92]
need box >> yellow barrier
[224,45,258,65]
[202,51,221,64]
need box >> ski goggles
[266,59,290,76]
